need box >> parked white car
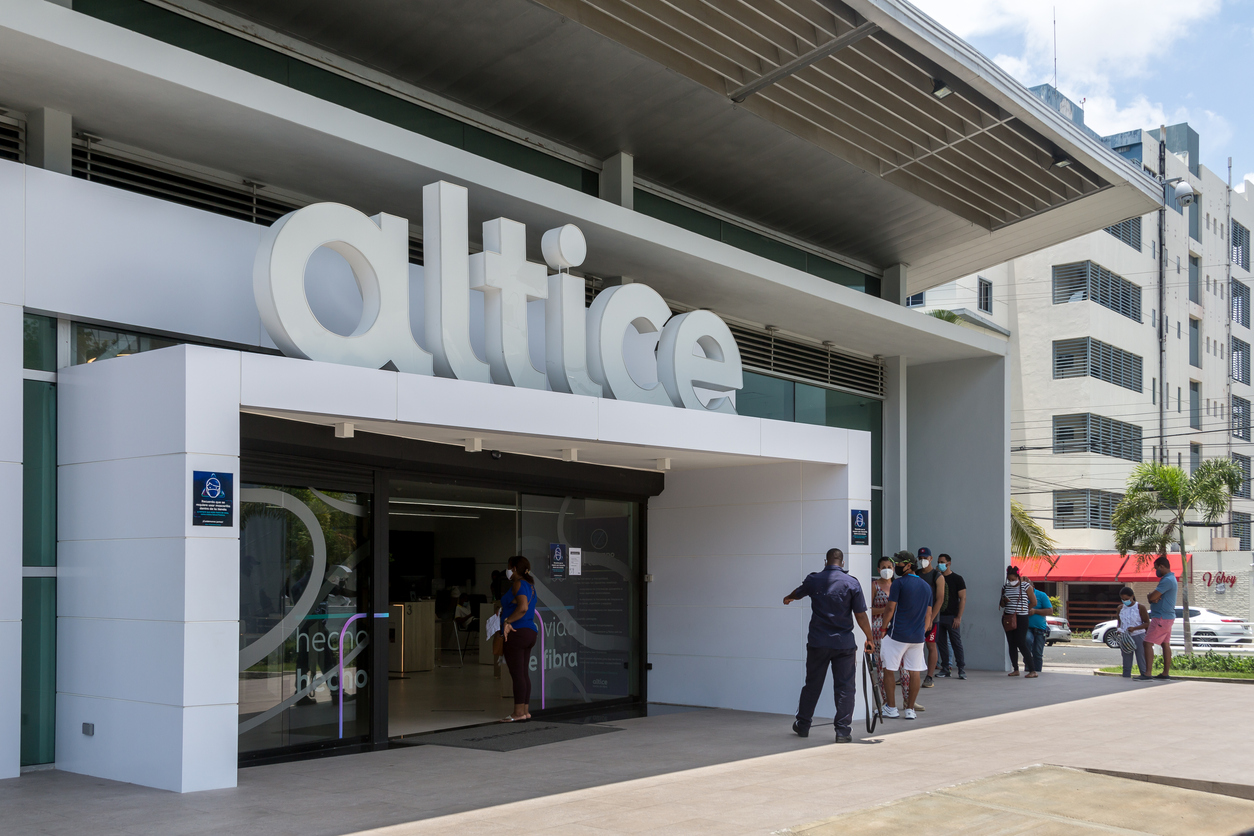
[1045,615,1071,645]
[1092,607,1253,648]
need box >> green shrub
[1147,652,1254,674]
[1049,595,1061,615]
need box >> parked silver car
[1092,607,1253,648]
[1045,615,1071,645]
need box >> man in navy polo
[784,548,875,743]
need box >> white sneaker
[903,708,917,720]
[881,705,900,718]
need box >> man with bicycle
[783,548,876,744]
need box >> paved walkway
[4,671,1251,835]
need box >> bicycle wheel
[863,651,883,733]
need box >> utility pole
[1158,126,1167,463]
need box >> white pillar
[26,108,73,177]
[599,152,633,210]
[882,355,907,554]
[56,345,240,792]
[0,159,25,779]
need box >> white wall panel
[648,655,816,716]
[59,455,189,542]
[397,371,598,440]
[0,461,21,618]
[0,162,23,307]
[760,419,848,464]
[0,621,19,779]
[648,605,804,661]
[648,503,802,557]
[24,167,265,347]
[55,694,187,792]
[0,303,23,465]
[647,554,805,608]
[241,353,398,421]
[598,398,761,455]
[650,461,801,510]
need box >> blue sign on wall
[549,542,567,579]
[850,509,869,546]
[192,471,234,527]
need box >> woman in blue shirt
[500,555,540,722]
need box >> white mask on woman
[505,568,514,580]
[879,568,894,580]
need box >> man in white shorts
[879,551,933,719]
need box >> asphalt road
[1043,641,1121,668]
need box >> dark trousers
[1004,618,1034,672]
[796,644,857,736]
[936,615,965,673]
[1029,627,1047,673]
[503,627,537,704]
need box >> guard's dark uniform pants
[795,644,857,736]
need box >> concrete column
[882,355,907,555]
[599,152,633,210]
[881,263,908,306]
[0,159,24,779]
[26,108,73,176]
[907,355,1011,670]
[56,345,240,792]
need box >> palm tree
[928,309,964,324]
[1112,459,1243,654]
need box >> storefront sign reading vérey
[254,181,743,413]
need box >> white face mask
[505,568,514,579]
[880,568,894,580]
[918,559,930,570]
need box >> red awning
[1012,554,1128,583]
[1118,554,1185,583]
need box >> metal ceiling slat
[615,0,771,81]
[891,153,1018,221]
[881,167,995,228]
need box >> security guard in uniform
[783,548,875,743]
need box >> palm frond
[1011,499,1057,560]
[928,309,964,324]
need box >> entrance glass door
[238,485,373,757]
[519,495,640,709]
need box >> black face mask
[895,564,907,576]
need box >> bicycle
[863,649,884,733]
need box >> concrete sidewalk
[4,671,1250,835]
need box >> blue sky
[912,0,1254,188]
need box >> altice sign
[254,180,743,413]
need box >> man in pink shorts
[1144,556,1178,679]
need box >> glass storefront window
[74,324,176,365]
[239,485,373,756]
[519,495,639,709]
[737,371,795,421]
[23,381,56,567]
[20,578,56,766]
[23,314,57,372]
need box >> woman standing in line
[870,556,895,705]
[1116,587,1151,680]
[1000,565,1037,678]
[500,555,540,722]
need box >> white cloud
[912,0,1222,133]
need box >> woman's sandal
[499,715,526,723]
[1025,672,1039,678]
[1008,670,1020,676]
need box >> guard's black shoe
[792,720,809,738]
[835,734,852,744]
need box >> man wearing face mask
[934,554,966,680]
[1144,556,1178,679]
[783,548,875,743]
[914,548,945,688]
[880,551,932,720]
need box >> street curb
[1092,670,1254,685]
[1065,766,1254,801]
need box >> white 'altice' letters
[254,180,743,413]
[253,203,434,375]
[587,284,673,406]
[424,181,491,383]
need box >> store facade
[2,0,1159,793]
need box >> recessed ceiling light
[1052,156,1073,169]
[931,78,953,99]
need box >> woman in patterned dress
[870,555,895,704]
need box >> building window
[1190,442,1202,474]
[1051,261,1142,322]
[1234,512,1252,551]
[1190,382,1201,430]
[906,292,925,307]
[1053,489,1122,530]
[1234,221,1251,272]
[1233,454,1251,499]
[1189,319,1201,368]
[1234,280,1250,328]
[1052,337,1142,392]
[1234,395,1252,441]
[73,324,178,365]
[1233,337,1251,384]
[978,278,992,313]
[1053,413,1143,462]
[1103,217,1142,251]
[1189,255,1201,303]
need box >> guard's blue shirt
[789,566,867,650]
